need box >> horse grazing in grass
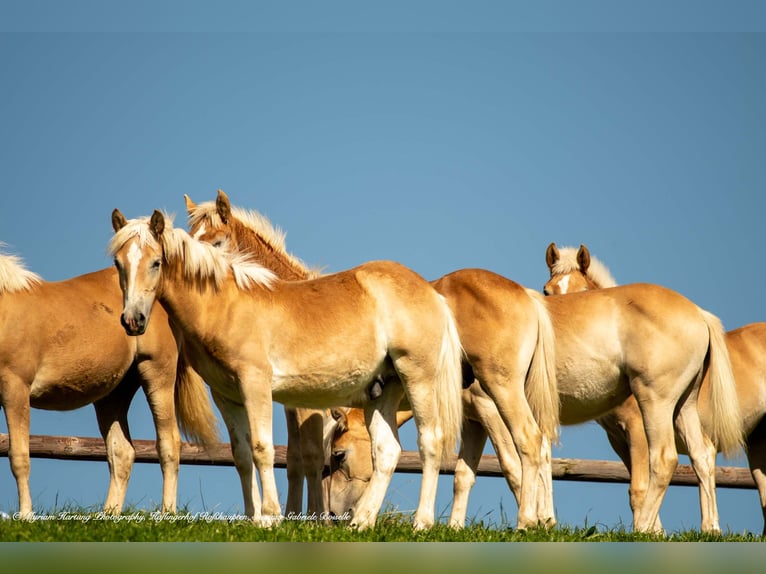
[109,209,464,530]
[327,248,743,533]
[545,242,761,533]
[185,191,334,518]
[178,190,561,530]
[0,245,218,519]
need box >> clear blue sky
[2,3,766,535]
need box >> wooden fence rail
[0,433,756,489]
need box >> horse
[185,191,334,518]
[545,242,764,533]
[0,245,219,519]
[327,252,743,533]
[109,209,464,530]
[178,190,560,530]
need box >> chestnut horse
[545,243,761,533]
[109,209,463,530]
[185,192,333,518]
[178,190,561,530]
[327,252,743,533]
[0,245,218,518]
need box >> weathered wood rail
[0,433,756,489]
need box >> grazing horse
[327,253,743,533]
[546,243,762,533]
[178,190,561,530]
[185,191,333,518]
[0,246,219,519]
[109,209,464,530]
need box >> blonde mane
[187,200,321,279]
[0,245,42,294]
[108,213,277,291]
[550,246,617,288]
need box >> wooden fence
[0,433,756,489]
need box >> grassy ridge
[0,508,762,542]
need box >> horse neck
[157,260,248,335]
[231,219,311,281]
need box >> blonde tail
[699,308,744,457]
[524,289,560,443]
[435,295,465,457]
[175,345,220,446]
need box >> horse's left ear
[184,194,197,213]
[216,189,231,223]
[111,209,128,232]
[577,244,591,273]
[545,243,560,271]
[149,210,166,238]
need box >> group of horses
[1,190,762,534]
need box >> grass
[0,505,762,542]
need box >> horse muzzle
[120,311,148,336]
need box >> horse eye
[151,259,161,270]
[212,240,224,249]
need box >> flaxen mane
[108,213,277,291]
[0,245,41,294]
[549,246,617,288]
[187,200,321,280]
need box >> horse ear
[149,210,165,238]
[216,189,231,224]
[545,243,560,270]
[577,244,591,273]
[111,209,127,232]
[184,194,197,213]
[330,407,349,432]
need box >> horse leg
[139,358,183,514]
[744,420,766,536]
[238,370,282,526]
[449,418,488,528]
[469,389,525,510]
[476,373,544,530]
[349,383,404,530]
[599,397,661,531]
[1,378,32,518]
[211,390,259,519]
[296,407,328,516]
[283,406,304,515]
[94,375,141,514]
[674,395,721,533]
[631,381,679,534]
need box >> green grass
[0,506,762,542]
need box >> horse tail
[175,344,220,446]
[699,308,744,457]
[524,288,560,443]
[434,295,465,457]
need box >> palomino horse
[177,190,560,530]
[109,209,464,530]
[184,191,333,518]
[327,255,743,533]
[0,246,219,518]
[545,243,762,533]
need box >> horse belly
[29,359,133,410]
[557,361,629,425]
[271,364,380,409]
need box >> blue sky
[1,4,766,534]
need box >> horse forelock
[550,246,618,288]
[0,245,42,294]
